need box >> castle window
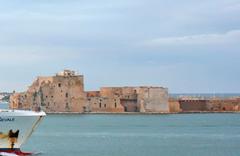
[58,83,61,87]
[99,103,102,108]
[115,102,117,108]
[104,104,106,108]
[66,93,69,98]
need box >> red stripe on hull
[0,149,33,156]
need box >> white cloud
[144,30,240,47]
[225,3,240,12]
[0,46,86,64]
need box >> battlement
[56,70,81,77]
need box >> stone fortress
[10,70,240,113]
[10,70,169,113]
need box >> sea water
[1,103,240,156]
[22,113,240,156]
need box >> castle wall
[99,87,169,113]
[86,97,124,112]
[168,98,181,112]
[10,70,169,113]
[206,98,240,111]
[178,98,240,112]
[10,70,86,113]
[138,87,169,113]
[179,100,209,112]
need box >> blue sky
[0,0,240,93]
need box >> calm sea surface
[25,114,240,156]
[1,103,240,156]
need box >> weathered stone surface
[168,98,181,112]
[10,70,169,113]
[10,70,86,113]
[177,97,240,112]
[87,86,169,113]
[137,87,169,113]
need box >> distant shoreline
[0,101,8,103]
[2,102,240,115]
[46,111,240,115]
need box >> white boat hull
[0,110,46,151]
